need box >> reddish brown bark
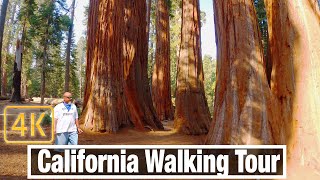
[206,0,275,145]
[82,0,98,110]
[82,0,130,132]
[82,0,163,132]
[123,0,163,131]
[152,0,173,121]
[265,0,320,173]
[174,0,211,135]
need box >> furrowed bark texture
[206,0,275,145]
[123,0,164,131]
[174,0,211,135]
[152,0,173,121]
[265,0,320,171]
[82,0,163,132]
[82,0,130,132]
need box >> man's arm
[76,119,83,134]
[74,105,83,134]
[54,118,58,134]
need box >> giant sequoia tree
[82,0,163,132]
[123,0,163,131]
[152,0,173,121]
[265,0,320,171]
[206,0,274,145]
[174,0,211,135]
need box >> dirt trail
[0,100,205,178]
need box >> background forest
[0,0,272,116]
[1,0,320,178]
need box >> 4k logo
[3,106,54,144]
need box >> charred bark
[11,39,23,103]
[206,0,275,145]
[151,0,173,121]
[174,0,211,135]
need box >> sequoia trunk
[123,0,163,131]
[206,0,275,145]
[82,0,130,132]
[174,0,211,135]
[265,0,320,172]
[152,0,173,121]
[82,0,163,132]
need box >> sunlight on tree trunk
[82,0,163,132]
[206,0,275,145]
[174,0,211,135]
[123,0,164,131]
[265,0,320,173]
[82,0,130,132]
[152,0,173,121]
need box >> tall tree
[265,0,320,172]
[64,0,75,92]
[0,0,9,96]
[31,0,69,104]
[1,0,18,96]
[11,0,35,103]
[82,0,163,132]
[206,0,274,145]
[151,0,173,121]
[174,0,211,135]
[123,0,163,130]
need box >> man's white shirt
[54,103,78,133]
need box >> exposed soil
[0,100,205,179]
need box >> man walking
[54,92,83,145]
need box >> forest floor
[0,100,206,178]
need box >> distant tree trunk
[2,1,17,97]
[64,0,76,92]
[206,0,274,145]
[41,44,48,104]
[265,0,320,172]
[82,0,163,132]
[174,0,211,135]
[0,0,9,96]
[21,75,28,98]
[151,0,173,121]
[11,39,23,103]
[123,0,163,130]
